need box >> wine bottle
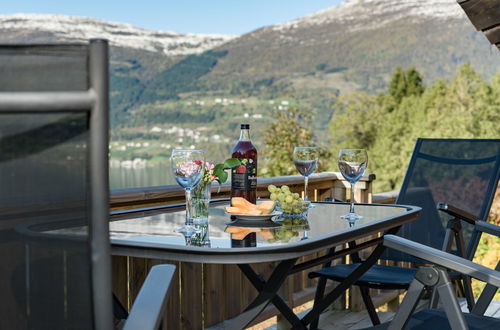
[231,124,257,203]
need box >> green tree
[405,67,425,98]
[483,72,500,137]
[329,91,381,160]
[388,66,425,104]
[262,107,314,177]
[328,64,500,192]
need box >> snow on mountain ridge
[0,14,237,56]
[273,0,465,32]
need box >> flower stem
[350,182,356,214]
[304,176,309,201]
[185,188,193,225]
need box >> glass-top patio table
[107,200,420,329]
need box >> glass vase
[190,181,211,225]
[190,223,211,247]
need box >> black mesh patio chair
[309,138,500,326]
[0,40,174,330]
[363,224,500,330]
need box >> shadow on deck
[253,299,500,330]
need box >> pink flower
[205,161,215,171]
[175,160,202,178]
[198,158,240,184]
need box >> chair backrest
[0,40,112,329]
[385,138,500,263]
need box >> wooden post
[223,264,244,320]
[128,257,149,307]
[204,264,225,326]
[180,262,203,329]
[276,274,293,329]
[111,255,128,310]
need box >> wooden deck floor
[257,299,500,329]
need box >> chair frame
[310,138,500,327]
[399,138,500,261]
[0,40,177,329]
[381,229,500,330]
[0,39,112,329]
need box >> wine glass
[338,149,368,223]
[171,149,205,241]
[293,146,320,207]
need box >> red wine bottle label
[231,158,257,190]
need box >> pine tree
[389,67,406,103]
[405,66,425,97]
[388,66,425,103]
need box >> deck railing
[110,172,375,211]
[110,172,382,329]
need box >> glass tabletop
[109,202,408,249]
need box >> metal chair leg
[310,247,336,330]
[472,261,500,315]
[310,277,327,330]
[360,286,381,325]
[429,289,440,309]
[461,274,475,311]
[435,269,469,330]
[388,267,434,330]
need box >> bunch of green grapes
[267,184,308,214]
[267,229,299,243]
[280,217,309,227]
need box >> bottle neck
[239,129,251,141]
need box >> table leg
[224,258,300,330]
[113,293,128,320]
[238,262,306,329]
[296,244,386,329]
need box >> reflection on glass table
[106,202,408,250]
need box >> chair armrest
[122,264,176,330]
[437,203,481,225]
[383,235,500,288]
[475,221,500,237]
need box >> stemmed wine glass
[338,149,368,223]
[293,146,320,207]
[171,149,205,241]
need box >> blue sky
[2,0,345,35]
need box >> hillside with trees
[328,64,500,192]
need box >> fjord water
[109,165,176,190]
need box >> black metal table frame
[227,230,396,329]
[110,201,420,329]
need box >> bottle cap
[241,124,250,129]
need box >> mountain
[0,13,239,128]
[2,1,499,99]
[0,14,236,56]
[275,0,464,31]
[206,0,500,93]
